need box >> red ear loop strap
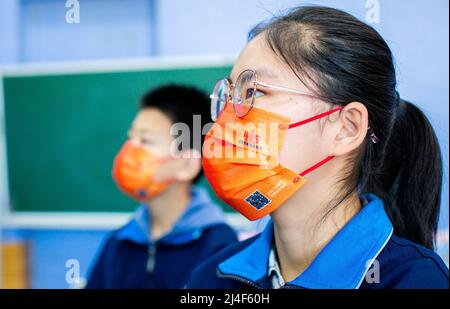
[288,106,344,129]
[287,106,344,176]
[299,155,334,176]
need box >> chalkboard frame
[0,57,236,220]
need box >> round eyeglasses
[209,69,324,121]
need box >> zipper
[217,269,304,289]
[216,269,262,289]
[146,242,158,273]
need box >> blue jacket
[187,193,449,289]
[86,186,238,289]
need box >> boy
[86,85,238,288]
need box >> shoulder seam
[390,237,449,278]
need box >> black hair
[140,84,210,184]
[249,6,443,249]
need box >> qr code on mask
[245,190,271,210]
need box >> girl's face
[229,34,335,175]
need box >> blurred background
[0,0,448,288]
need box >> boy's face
[128,108,174,158]
[126,108,201,184]
[127,108,178,183]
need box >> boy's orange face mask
[202,103,343,220]
[112,141,170,201]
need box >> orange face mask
[202,103,343,220]
[112,141,171,201]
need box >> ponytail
[378,99,443,249]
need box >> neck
[146,182,191,240]
[271,172,361,282]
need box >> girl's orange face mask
[112,141,170,201]
[202,103,343,220]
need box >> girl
[187,6,448,289]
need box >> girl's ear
[173,148,202,182]
[326,102,369,156]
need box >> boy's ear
[174,148,202,182]
[326,102,369,156]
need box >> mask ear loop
[293,107,379,177]
[299,156,335,177]
[288,106,344,129]
[287,106,345,177]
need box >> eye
[140,137,155,146]
[244,88,265,99]
[244,87,254,100]
[255,90,265,98]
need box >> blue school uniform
[86,186,238,289]
[187,193,449,289]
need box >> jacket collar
[218,193,393,289]
[116,186,227,246]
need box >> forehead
[230,34,290,83]
[132,108,173,132]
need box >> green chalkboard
[3,65,232,212]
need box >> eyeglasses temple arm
[256,81,320,100]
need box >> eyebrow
[255,68,279,80]
[228,68,279,83]
[130,127,156,135]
